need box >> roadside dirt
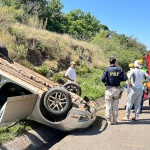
[96,96,105,106]
[95,97,105,117]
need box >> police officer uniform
[101,64,127,125]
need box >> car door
[0,94,38,124]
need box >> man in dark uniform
[101,57,127,125]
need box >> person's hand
[128,83,132,87]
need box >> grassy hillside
[1,23,107,98]
[10,23,107,68]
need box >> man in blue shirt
[101,57,127,125]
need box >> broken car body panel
[0,94,38,124]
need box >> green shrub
[34,67,48,76]
[77,63,91,75]
[54,73,63,83]
[77,68,105,99]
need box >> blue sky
[60,0,150,50]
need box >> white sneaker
[122,117,129,121]
[107,120,112,125]
[132,117,138,121]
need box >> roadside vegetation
[0,121,42,144]
[0,0,148,145]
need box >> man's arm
[101,69,107,83]
[127,71,133,87]
[65,75,74,81]
[144,72,150,81]
[127,77,132,87]
[120,69,128,81]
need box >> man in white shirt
[122,60,150,121]
[65,61,76,82]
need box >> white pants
[105,86,121,121]
[126,86,143,118]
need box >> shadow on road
[119,118,150,125]
[70,116,108,136]
[23,116,107,149]
[24,126,67,150]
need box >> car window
[0,74,32,105]
[0,74,12,88]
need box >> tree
[46,0,65,33]
[0,0,48,16]
[22,0,47,16]
[0,0,48,24]
[64,9,101,41]
[100,24,109,31]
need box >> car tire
[44,87,72,116]
[63,82,82,96]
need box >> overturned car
[0,57,98,131]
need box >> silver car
[0,57,98,131]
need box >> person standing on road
[65,61,76,82]
[124,63,135,110]
[101,57,128,125]
[122,60,150,121]
[124,63,134,92]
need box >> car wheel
[63,82,82,96]
[44,87,72,116]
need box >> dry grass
[43,60,58,69]
[0,7,108,71]
[0,29,18,58]
[9,23,108,69]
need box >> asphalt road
[50,92,150,150]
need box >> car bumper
[59,107,98,131]
[45,101,98,131]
